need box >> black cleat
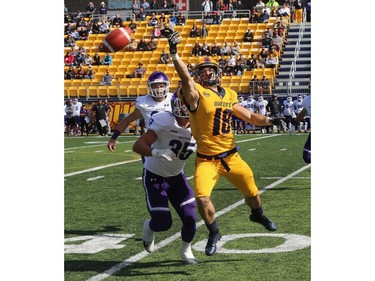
[249,214,277,231]
[205,231,222,256]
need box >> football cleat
[205,230,222,256]
[142,219,155,253]
[249,214,277,231]
[180,241,198,264]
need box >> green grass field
[64,133,311,281]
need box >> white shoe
[142,219,155,253]
[180,241,198,264]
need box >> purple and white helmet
[171,92,189,118]
[147,71,170,98]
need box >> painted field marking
[87,176,105,181]
[86,164,311,281]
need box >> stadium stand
[64,10,289,101]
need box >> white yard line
[86,164,311,281]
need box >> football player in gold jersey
[168,32,285,256]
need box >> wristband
[111,130,121,140]
[171,54,180,61]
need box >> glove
[269,116,287,130]
[168,31,182,54]
[151,148,176,161]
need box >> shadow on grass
[64,225,122,235]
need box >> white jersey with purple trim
[72,101,82,116]
[283,100,294,116]
[135,93,173,129]
[256,100,268,116]
[301,95,311,117]
[145,111,196,177]
[293,99,304,115]
[245,99,257,112]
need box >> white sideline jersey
[293,99,304,115]
[135,93,173,129]
[301,95,311,117]
[245,99,257,112]
[256,100,268,115]
[144,111,197,177]
[72,101,82,116]
[283,100,294,116]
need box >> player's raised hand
[168,31,182,54]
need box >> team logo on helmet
[171,93,189,118]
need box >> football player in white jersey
[244,94,257,133]
[132,93,198,264]
[293,94,306,133]
[71,97,83,136]
[233,96,247,134]
[107,71,173,152]
[293,94,311,163]
[255,95,268,134]
[283,95,295,132]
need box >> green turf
[65,133,311,281]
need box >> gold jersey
[188,83,238,156]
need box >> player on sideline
[293,94,311,163]
[107,71,173,153]
[132,93,198,264]
[168,31,283,256]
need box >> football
[99,27,132,53]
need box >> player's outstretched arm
[107,108,142,152]
[233,103,285,127]
[168,31,199,111]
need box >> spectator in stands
[151,25,161,40]
[176,12,186,25]
[76,66,86,79]
[133,62,147,78]
[293,0,303,23]
[277,3,290,18]
[93,53,101,65]
[100,70,114,86]
[192,43,202,56]
[126,39,138,51]
[211,43,220,56]
[258,9,270,23]
[260,75,272,95]
[202,0,214,15]
[250,75,261,95]
[64,51,75,66]
[255,0,266,14]
[220,42,231,56]
[91,21,101,34]
[150,0,159,9]
[212,11,223,24]
[65,66,76,79]
[306,1,311,22]
[243,29,254,42]
[85,2,96,16]
[99,2,108,14]
[84,65,96,79]
[141,0,150,10]
[159,50,171,64]
[217,54,227,70]
[129,19,137,32]
[78,26,89,40]
[266,0,280,11]
[200,23,209,37]
[203,12,214,25]
[147,38,158,51]
[246,54,259,70]
[274,19,286,37]
[262,33,272,49]
[265,53,278,69]
[136,7,147,21]
[187,63,194,76]
[190,23,199,37]
[74,53,85,68]
[231,41,241,56]
[158,13,167,25]
[99,19,110,33]
[160,23,173,38]
[64,34,76,47]
[250,10,259,23]
[234,59,245,76]
[112,14,123,28]
[65,23,75,35]
[131,0,140,13]
[258,48,268,60]
[148,12,159,27]
[201,42,211,56]
[101,53,113,65]
[137,37,149,51]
